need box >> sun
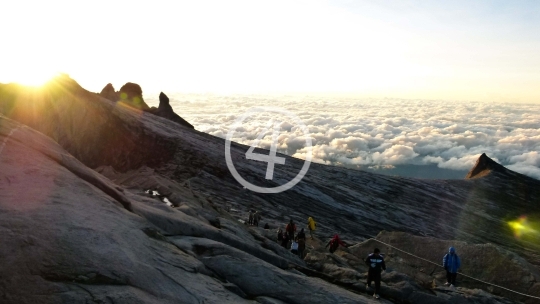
[0,61,60,87]
[14,70,60,87]
[24,72,57,86]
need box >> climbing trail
[367,237,540,300]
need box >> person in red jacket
[285,219,297,240]
[325,234,347,253]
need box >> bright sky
[1,0,539,102]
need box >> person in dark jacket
[365,248,386,299]
[248,210,254,225]
[253,211,262,227]
[297,228,306,258]
[443,246,461,287]
[280,231,289,248]
[325,234,347,253]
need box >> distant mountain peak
[466,153,508,179]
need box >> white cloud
[371,145,419,165]
[509,151,540,167]
[144,95,540,180]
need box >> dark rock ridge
[1,76,540,303]
[98,83,194,129]
[0,75,176,171]
[147,92,194,129]
[466,153,510,179]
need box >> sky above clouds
[145,94,540,180]
[2,1,539,179]
[1,0,539,102]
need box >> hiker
[253,211,261,227]
[325,234,347,253]
[443,246,461,287]
[280,231,289,248]
[297,228,306,240]
[286,219,296,240]
[277,228,283,243]
[248,210,254,225]
[307,217,317,239]
[365,248,386,299]
[264,223,270,229]
[297,229,306,259]
[290,237,299,255]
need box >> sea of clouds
[146,94,540,180]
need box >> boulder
[118,82,150,110]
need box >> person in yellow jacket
[307,217,317,239]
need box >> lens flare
[508,216,537,238]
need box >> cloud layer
[146,94,540,180]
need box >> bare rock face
[466,153,509,178]
[0,117,251,304]
[2,76,540,303]
[147,92,194,129]
[118,82,150,111]
[349,231,540,303]
[99,83,118,101]
[299,232,519,303]
[0,75,176,171]
[0,115,380,304]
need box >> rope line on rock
[368,238,540,300]
[0,126,20,156]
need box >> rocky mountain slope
[1,75,540,303]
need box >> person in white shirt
[290,237,299,255]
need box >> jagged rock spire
[158,92,171,110]
[149,92,194,129]
[99,83,117,101]
[466,153,507,179]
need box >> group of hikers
[247,210,262,227]
[246,212,462,300]
[364,245,461,299]
[276,217,317,259]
